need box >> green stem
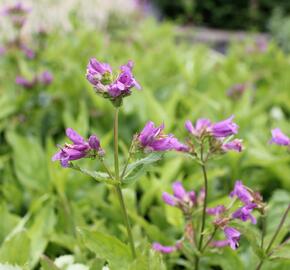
[260,213,266,249]
[202,227,217,253]
[198,164,208,251]
[113,107,136,259]
[256,204,290,270]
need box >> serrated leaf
[78,228,132,270]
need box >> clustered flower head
[15,70,53,89]
[137,121,188,153]
[52,128,104,168]
[185,115,243,158]
[1,1,31,28]
[270,128,290,147]
[208,180,265,250]
[86,59,141,107]
[162,181,198,215]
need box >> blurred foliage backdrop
[0,5,289,269]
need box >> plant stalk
[256,204,290,270]
[113,107,136,259]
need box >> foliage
[0,16,289,269]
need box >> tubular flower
[15,76,36,89]
[138,121,188,152]
[52,128,104,168]
[162,181,196,214]
[270,128,290,146]
[232,204,257,224]
[222,139,243,152]
[206,205,226,216]
[224,227,241,250]
[230,180,253,205]
[185,118,211,138]
[86,59,141,105]
[152,243,177,254]
[210,115,239,138]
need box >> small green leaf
[122,153,163,186]
[78,228,132,270]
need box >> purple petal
[66,128,85,145]
[172,181,186,200]
[270,128,290,146]
[152,242,176,254]
[162,192,176,206]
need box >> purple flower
[210,240,229,248]
[206,205,226,216]
[38,71,53,85]
[185,118,211,137]
[232,204,257,224]
[108,61,141,98]
[162,192,176,206]
[138,121,188,152]
[270,128,290,146]
[222,139,243,152]
[15,76,36,89]
[0,46,6,56]
[86,58,112,87]
[20,44,35,59]
[152,243,176,254]
[162,181,196,211]
[224,227,241,250]
[2,2,31,28]
[227,83,246,99]
[230,180,253,205]
[52,128,103,168]
[210,116,239,138]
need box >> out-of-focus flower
[52,128,104,168]
[270,128,290,146]
[20,44,35,59]
[152,242,178,254]
[227,83,247,100]
[38,71,53,85]
[232,204,257,224]
[0,46,6,56]
[185,118,211,138]
[224,227,241,250]
[222,139,243,152]
[210,116,239,138]
[206,205,226,216]
[230,180,253,205]
[15,76,36,89]
[1,2,31,28]
[138,121,188,152]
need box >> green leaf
[40,256,61,270]
[122,153,163,186]
[69,164,117,185]
[78,228,132,270]
[0,231,30,266]
[270,241,290,261]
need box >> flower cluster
[16,71,53,89]
[185,115,243,157]
[86,59,141,106]
[137,121,188,152]
[153,182,204,253]
[1,1,31,28]
[270,128,290,147]
[52,128,104,167]
[208,180,264,250]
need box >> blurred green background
[0,1,289,269]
